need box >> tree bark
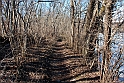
[102,0,112,82]
[70,0,76,51]
[82,0,96,56]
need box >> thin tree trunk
[77,0,81,53]
[70,0,75,51]
[82,0,96,55]
[102,0,112,82]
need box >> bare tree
[81,0,96,56]
[101,0,113,82]
[70,0,75,50]
[1,0,124,82]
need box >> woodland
[0,0,124,83]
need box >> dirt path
[0,39,100,83]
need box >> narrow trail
[0,38,100,83]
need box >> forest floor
[0,38,100,83]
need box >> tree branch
[38,1,54,2]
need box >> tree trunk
[77,0,82,53]
[82,0,96,56]
[70,0,76,51]
[102,0,112,82]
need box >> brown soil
[0,38,100,83]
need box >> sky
[113,0,124,22]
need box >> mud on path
[0,38,100,83]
